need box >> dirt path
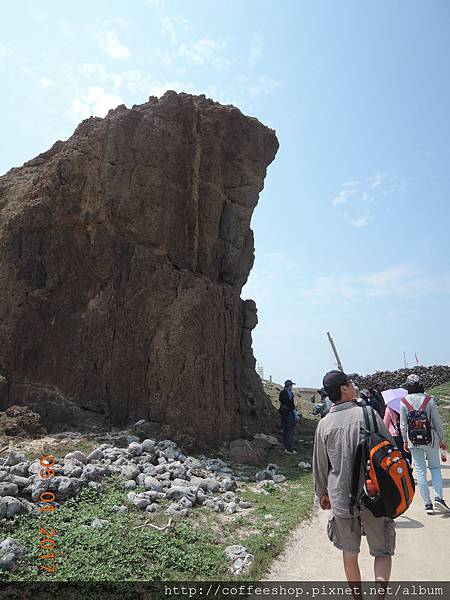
[267,462,450,581]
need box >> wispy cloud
[369,173,385,189]
[350,214,371,227]
[161,15,178,44]
[78,63,123,89]
[97,30,131,60]
[39,76,53,88]
[300,265,450,303]
[60,20,75,37]
[160,15,192,45]
[0,43,13,58]
[332,188,357,206]
[68,86,123,120]
[237,75,282,97]
[112,17,133,31]
[243,251,301,303]
[249,35,263,65]
[331,173,406,226]
[359,266,413,289]
[178,37,231,69]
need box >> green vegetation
[2,477,228,582]
[1,421,316,582]
[427,380,450,442]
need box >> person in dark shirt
[278,379,297,454]
[368,386,386,418]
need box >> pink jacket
[383,406,400,436]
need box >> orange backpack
[350,406,415,519]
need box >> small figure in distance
[278,379,298,454]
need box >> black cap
[322,370,349,396]
[317,388,327,397]
[284,379,296,387]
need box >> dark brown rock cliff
[0,91,278,446]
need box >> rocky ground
[0,411,315,579]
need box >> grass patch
[1,417,317,581]
[2,477,227,582]
[427,380,450,442]
[237,472,314,579]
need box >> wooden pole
[327,332,344,372]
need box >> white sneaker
[284,449,293,455]
[435,497,450,512]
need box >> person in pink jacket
[383,405,411,463]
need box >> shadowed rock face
[0,91,279,447]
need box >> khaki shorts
[327,509,396,556]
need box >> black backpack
[402,395,433,446]
[349,405,415,519]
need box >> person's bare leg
[343,552,362,600]
[374,556,392,600]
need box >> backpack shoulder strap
[362,405,379,433]
[420,395,432,412]
[402,397,414,412]
[370,408,379,433]
[362,405,371,431]
[349,443,363,515]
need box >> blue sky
[1,0,449,386]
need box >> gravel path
[267,462,450,581]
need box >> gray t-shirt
[313,401,394,518]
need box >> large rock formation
[0,91,279,447]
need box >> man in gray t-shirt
[313,370,396,588]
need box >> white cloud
[39,76,53,88]
[161,16,177,44]
[249,35,263,65]
[68,86,123,121]
[0,43,12,57]
[332,172,405,226]
[156,48,173,67]
[300,276,358,302]
[369,173,385,189]
[244,75,282,97]
[350,215,371,227]
[332,188,357,205]
[178,37,231,69]
[60,20,75,37]
[359,266,414,289]
[79,63,123,88]
[98,30,131,60]
[118,69,198,97]
[113,17,133,31]
[300,265,450,303]
[243,251,302,304]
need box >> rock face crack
[190,105,202,272]
[0,91,279,447]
